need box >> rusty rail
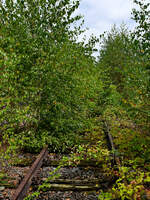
[103,121,120,166]
[12,147,48,200]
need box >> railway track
[0,121,120,200]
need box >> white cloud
[77,0,136,39]
[74,0,139,57]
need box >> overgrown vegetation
[0,0,101,153]
[0,0,150,199]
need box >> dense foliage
[0,0,101,152]
[96,1,150,198]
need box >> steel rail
[103,120,120,166]
[12,147,48,200]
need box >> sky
[76,0,137,41]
